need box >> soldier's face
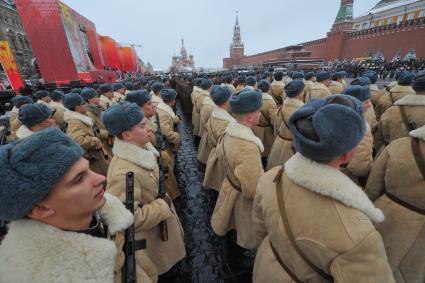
[89,97,100,105]
[105,91,114,99]
[30,158,106,227]
[127,118,152,146]
[142,101,156,118]
[363,99,371,113]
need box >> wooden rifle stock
[154,112,169,242]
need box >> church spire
[180,37,187,58]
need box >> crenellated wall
[224,16,425,69]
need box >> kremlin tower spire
[332,0,355,32]
[229,11,245,63]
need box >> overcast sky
[61,0,377,70]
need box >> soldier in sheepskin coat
[0,128,137,283]
[252,95,394,283]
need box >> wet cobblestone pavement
[158,101,253,283]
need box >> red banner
[0,41,24,90]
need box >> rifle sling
[274,168,334,282]
[270,242,303,283]
[398,105,415,132]
[412,137,425,180]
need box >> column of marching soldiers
[191,69,425,283]
[0,66,423,282]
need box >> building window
[362,22,369,29]
[379,20,385,26]
[8,35,16,49]
[397,15,404,24]
[388,17,393,24]
[407,13,414,20]
[420,10,425,18]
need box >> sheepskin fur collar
[144,141,160,157]
[271,80,284,86]
[200,89,210,97]
[11,106,19,114]
[86,104,103,116]
[151,94,163,104]
[157,102,176,119]
[0,193,132,283]
[193,86,202,93]
[211,107,235,123]
[410,125,425,141]
[312,82,329,91]
[283,97,304,108]
[114,92,125,99]
[391,85,414,94]
[262,92,274,101]
[285,153,384,223]
[64,110,93,126]
[37,99,51,107]
[113,138,157,170]
[370,84,380,91]
[202,96,215,106]
[225,122,264,153]
[100,95,114,105]
[50,101,66,110]
[395,94,425,106]
[16,125,33,139]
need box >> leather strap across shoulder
[274,167,334,282]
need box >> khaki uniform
[302,80,314,102]
[235,85,245,92]
[342,123,373,184]
[99,95,116,110]
[113,92,125,103]
[365,129,425,283]
[253,153,394,283]
[49,101,66,130]
[252,92,277,158]
[86,104,113,157]
[156,102,180,165]
[8,107,19,141]
[146,117,181,200]
[196,97,216,164]
[375,95,425,153]
[305,82,331,102]
[193,89,210,137]
[223,83,236,93]
[107,139,186,276]
[267,98,304,170]
[365,105,378,134]
[270,80,285,105]
[198,96,215,138]
[202,108,235,191]
[370,84,384,108]
[64,110,110,176]
[328,80,344,94]
[211,122,264,249]
[375,85,415,120]
[191,86,202,135]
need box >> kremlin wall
[224,0,425,69]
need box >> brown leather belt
[384,191,425,215]
[278,132,293,142]
[270,242,303,283]
[227,176,242,192]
